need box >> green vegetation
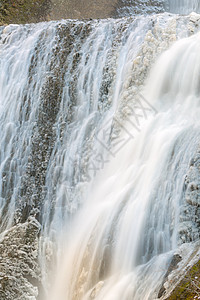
[0,0,51,25]
[167,259,200,300]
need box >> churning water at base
[0,6,200,300]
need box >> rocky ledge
[0,0,51,25]
[0,217,41,300]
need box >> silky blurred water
[0,1,200,300]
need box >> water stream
[0,1,200,300]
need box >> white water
[117,0,200,16]
[0,4,200,300]
[168,0,200,14]
[49,31,200,300]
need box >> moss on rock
[0,0,51,25]
[166,260,200,300]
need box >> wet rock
[166,258,200,300]
[158,254,182,298]
[178,147,200,244]
[185,157,200,206]
[0,217,41,300]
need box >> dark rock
[158,254,182,298]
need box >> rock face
[0,0,166,24]
[50,0,118,20]
[1,0,199,25]
[50,0,165,20]
[0,218,41,300]
[186,153,200,207]
[166,259,200,300]
[0,0,51,25]
[158,242,200,300]
[179,147,200,244]
[158,254,182,298]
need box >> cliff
[0,0,51,25]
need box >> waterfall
[49,27,200,300]
[0,2,200,300]
[167,0,200,14]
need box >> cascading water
[49,27,200,300]
[0,1,200,300]
[167,0,200,14]
[116,0,200,17]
